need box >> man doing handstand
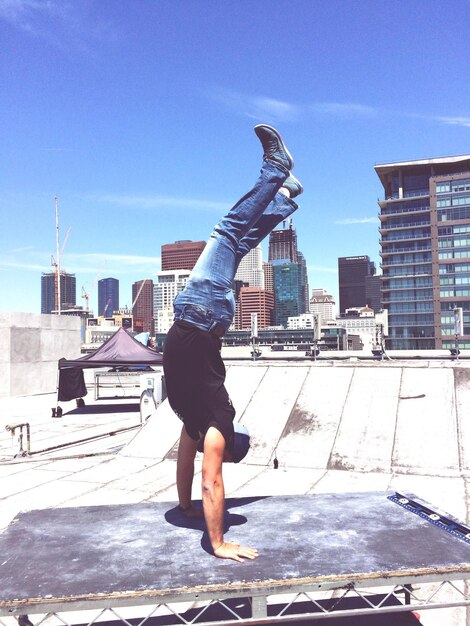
[163,124,303,562]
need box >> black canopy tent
[54,328,163,416]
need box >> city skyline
[2,1,470,315]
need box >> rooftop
[1,350,470,624]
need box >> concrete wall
[0,313,82,398]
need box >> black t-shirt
[163,321,235,446]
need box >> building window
[437,198,451,208]
[452,179,470,192]
[436,182,451,194]
[453,196,470,207]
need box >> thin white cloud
[0,250,161,277]
[308,265,337,274]
[311,102,378,117]
[210,87,470,131]
[93,193,228,213]
[0,0,118,53]
[66,252,161,266]
[0,260,50,272]
[435,116,470,128]
[9,245,35,253]
[209,88,300,122]
[335,217,377,225]
[0,0,64,32]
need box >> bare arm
[176,425,198,510]
[202,427,258,562]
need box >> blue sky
[2,0,470,315]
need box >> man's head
[231,423,251,463]
[197,423,251,463]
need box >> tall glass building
[272,262,301,327]
[338,255,376,313]
[269,221,309,323]
[41,271,76,314]
[98,277,119,317]
[375,155,470,350]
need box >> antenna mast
[55,196,61,315]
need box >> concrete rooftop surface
[1,353,470,626]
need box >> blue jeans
[173,159,298,334]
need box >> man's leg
[234,174,303,268]
[184,159,288,295]
[174,126,296,331]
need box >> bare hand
[214,541,259,562]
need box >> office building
[287,313,316,330]
[269,221,308,319]
[236,287,274,330]
[365,274,382,313]
[161,240,206,271]
[41,271,76,314]
[338,256,376,313]
[263,262,273,292]
[297,251,309,314]
[153,270,191,333]
[272,262,302,327]
[310,288,336,322]
[132,279,154,334]
[98,277,119,317]
[268,220,298,262]
[235,245,264,288]
[375,154,470,349]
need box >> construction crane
[81,286,90,313]
[102,298,112,317]
[81,259,107,315]
[50,196,71,315]
[131,279,148,310]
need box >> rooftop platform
[1,354,470,625]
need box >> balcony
[378,206,430,220]
[379,220,430,233]
[380,244,432,256]
[382,295,434,304]
[382,270,432,278]
[380,257,432,268]
[381,233,431,244]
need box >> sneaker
[254,124,294,170]
[282,174,303,198]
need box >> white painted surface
[275,366,354,469]
[240,366,309,465]
[393,368,459,475]
[330,367,402,472]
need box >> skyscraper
[364,274,382,313]
[268,221,298,262]
[268,221,308,323]
[297,251,309,314]
[237,287,274,330]
[132,279,154,334]
[41,271,76,314]
[375,154,470,350]
[161,240,206,271]
[272,262,302,327]
[263,262,273,292]
[338,256,375,313]
[235,245,264,288]
[153,270,190,333]
[98,277,119,317]
[310,288,335,322]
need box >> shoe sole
[254,124,294,170]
